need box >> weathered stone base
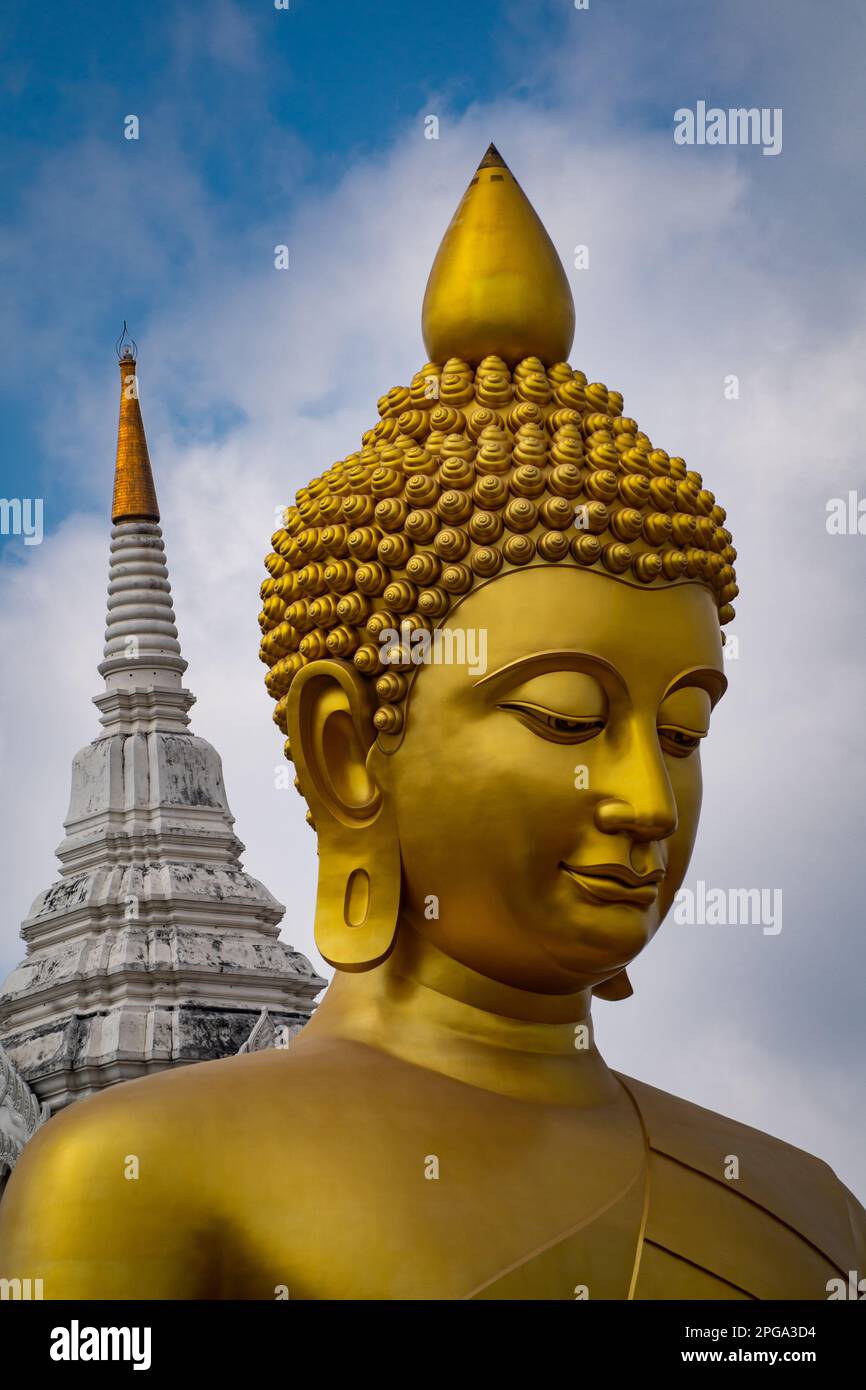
[1,1002,311,1110]
[0,917,322,1110]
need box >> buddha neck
[302,922,624,1109]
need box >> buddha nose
[593,734,678,843]
[594,796,677,842]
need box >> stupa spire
[0,336,324,1115]
[421,143,576,368]
[112,325,159,524]
[99,332,186,697]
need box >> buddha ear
[593,969,633,1002]
[287,659,400,971]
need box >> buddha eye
[498,702,606,745]
[658,724,706,758]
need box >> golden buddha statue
[1,146,863,1301]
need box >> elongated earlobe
[288,659,401,971]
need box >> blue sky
[1,0,866,1193]
[2,0,521,515]
[5,0,853,525]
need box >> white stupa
[0,334,323,1124]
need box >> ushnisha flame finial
[111,329,159,524]
[421,144,576,368]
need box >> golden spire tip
[477,143,509,171]
[111,328,159,525]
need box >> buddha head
[258,146,736,1000]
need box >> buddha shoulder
[0,1046,346,1299]
[617,1072,866,1299]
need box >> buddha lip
[562,862,664,888]
[560,862,663,905]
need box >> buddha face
[371,565,726,994]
